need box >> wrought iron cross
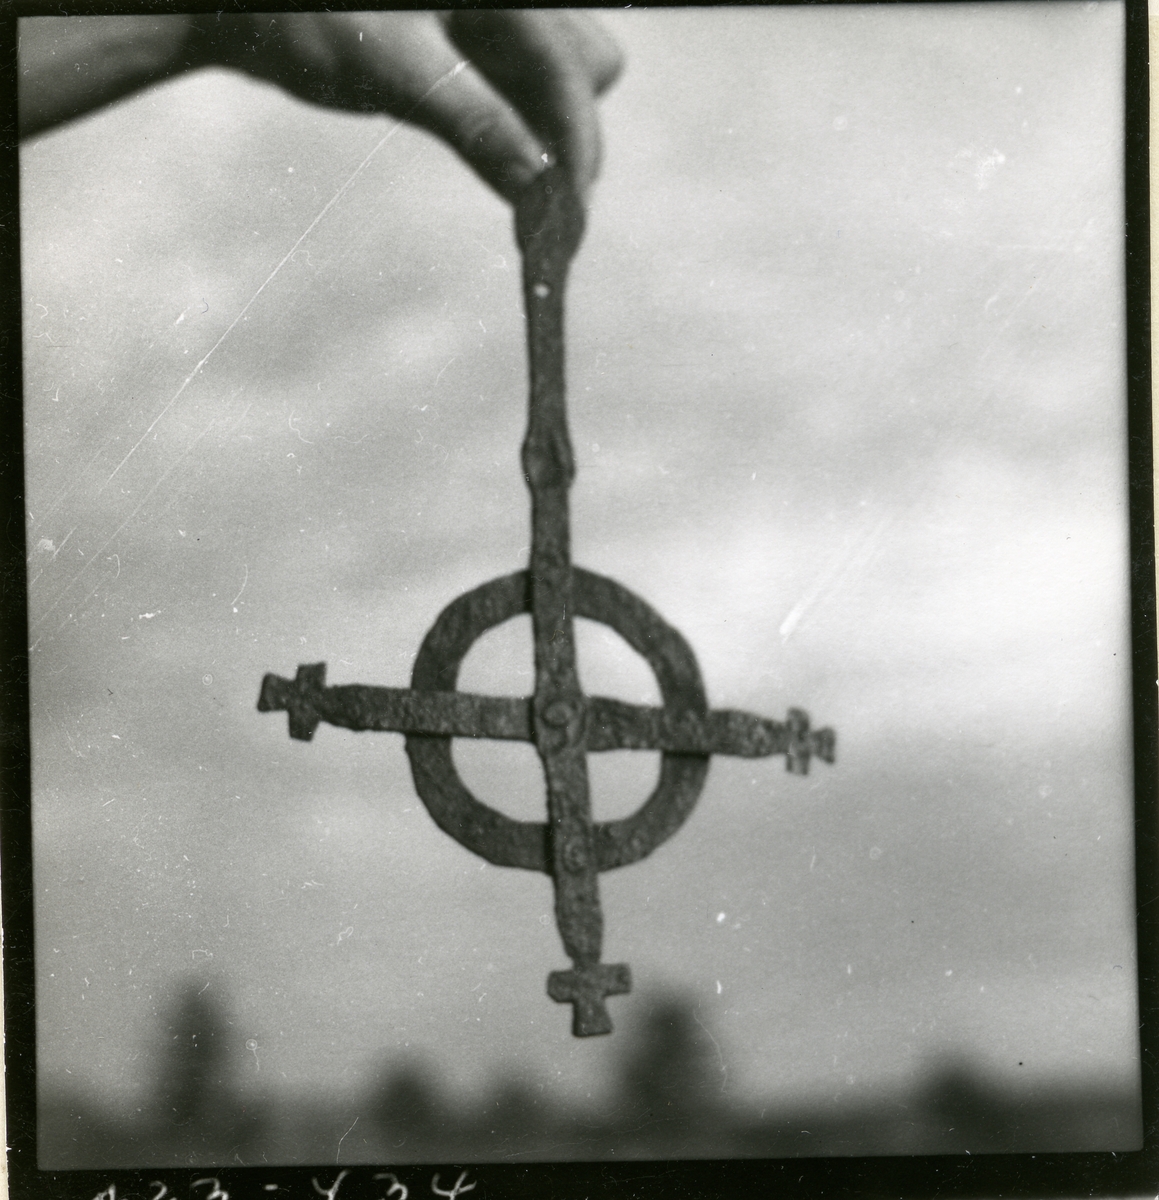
[258,167,835,1037]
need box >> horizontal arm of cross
[585,699,836,772]
[258,664,834,772]
[257,664,532,742]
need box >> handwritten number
[375,1173,409,1200]
[91,1166,479,1200]
[431,1172,477,1199]
[312,1170,350,1200]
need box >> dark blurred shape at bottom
[39,982,1141,1168]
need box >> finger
[566,12,625,96]
[346,14,550,202]
[446,12,623,104]
[407,51,548,202]
[245,14,548,203]
[445,11,619,199]
[445,11,598,182]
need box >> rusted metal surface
[258,657,835,764]
[258,664,533,743]
[258,165,836,1037]
[401,566,711,878]
[514,169,612,1019]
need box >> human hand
[19,11,622,205]
[210,11,623,203]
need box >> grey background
[21,2,1139,1159]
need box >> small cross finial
[258,663,326,741]
[547,962,631,1036]
[785,707,836,775]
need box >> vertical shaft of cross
[515,167,612,1028]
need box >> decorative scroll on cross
[258,166,835,1037]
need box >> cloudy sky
[21,1,1137,1155]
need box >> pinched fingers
[221,10,622,205]
[224,12,545,202]
[445,10,624,200]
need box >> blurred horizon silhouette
[39,980,1141,1167]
